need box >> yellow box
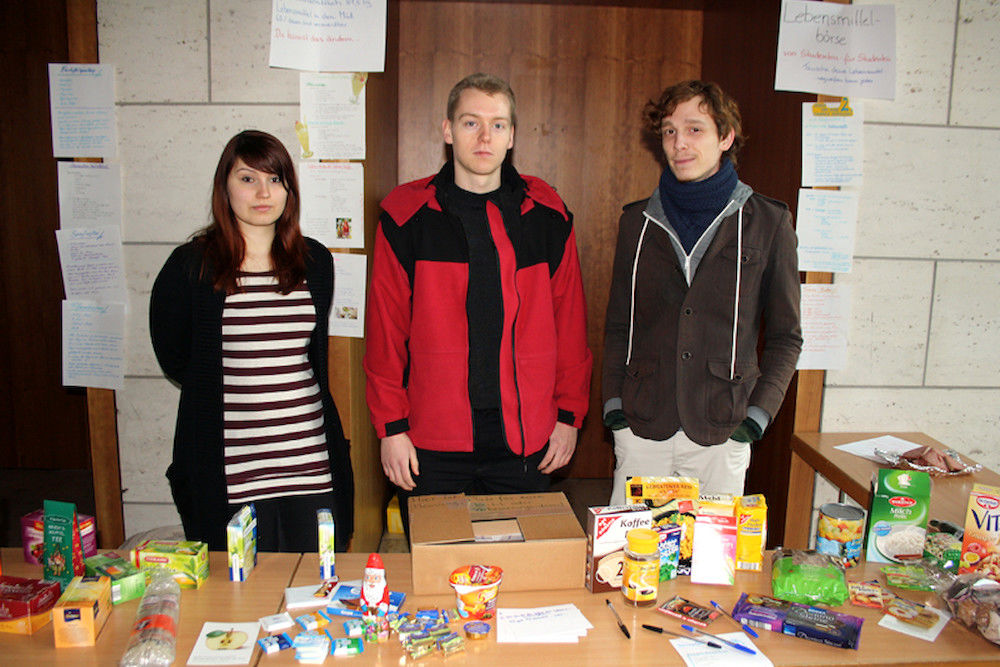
[52,576,111,647]
[386,496,404,535]
[735,494,768,571]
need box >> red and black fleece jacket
[364,162,592,456]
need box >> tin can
[816,503,865,567]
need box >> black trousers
[397,409,550,538]
[235,491,339,553]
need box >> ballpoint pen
[710,600,760,638]
[605,598,631,639]
[681,624,757,655]
[641,624,721,649]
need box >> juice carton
[52,575,111,647]
[227,504,258,582]
[84,551,146,604]
[735,494,768,571]
[959,483,1000,580]
[318,509,336,580]
[22,509,96,565]
[865,469,931,563]
[131,539,209,589]
[585,505,652,592]
[0,575,61,634]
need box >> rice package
[865,469,931,564]
[959,483,1000,580]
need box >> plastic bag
[935,572,1000,646]
[119,568,180,666]
[771,549,849,606]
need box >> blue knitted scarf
[658,159,738,254]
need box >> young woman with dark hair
[150,130,353,552]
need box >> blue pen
[710,600,760,638]
[680,624,757,655]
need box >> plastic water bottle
[119,568,180,666]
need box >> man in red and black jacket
[364,73,592,526]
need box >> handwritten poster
[298,72,366,159]
[775,1,895,100]
[300,161,364,248]
[48,63,117,158]
[62,300,125,390]
[57,162,122,229]
[270,0,387,72]
[796,188,859,273]
[329,251,366,338]
[797,283,850,371]
[801,101,864,187]
[55,226,127,303]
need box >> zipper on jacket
[510,270,527,472]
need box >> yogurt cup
[449,565,503,619]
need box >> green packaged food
[771,549,849,606]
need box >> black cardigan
[149,237,353,550]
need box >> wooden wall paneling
[340,0,400,552]
[398,1,703,478]
[701,0,813,546]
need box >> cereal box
[865,470,931,564]
[131,539,209,589]
[52,575,111,647]
[736,494,768,571]
[585,505,652,592]
[227,504,258,582]
[85,551,145,604]
[0,576,61,635]
[959,483,1000,580]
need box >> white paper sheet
[55,225,127,303]
[878,606,950,642]
[796,188,858,273]
[186,622,260,665]
[801,101,864,188]
[298,73,366,159]
[299,161,364,248]
[833,435,922,462]
[48,63,117,158]
[269,0,387,73]
[62,300,124,390]
[775,0,896,100]
[797,283,850,370]
[329,251,366,338]
[496,604,592,643]
[57,162,122,229]
[669,632,772,667]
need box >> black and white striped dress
[221,271,333,504]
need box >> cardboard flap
[408,494,475,544]
[518,513,584,540]
[466,492,573,521]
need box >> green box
[865,469,931,564]
[84,551,146,604]
[227,504,257,582]
[130,539,209,589]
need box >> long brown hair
[198,130,306,294]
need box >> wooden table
[783,432,1000,550]
[4,548,999,665]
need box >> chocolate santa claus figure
[360,553,390,636]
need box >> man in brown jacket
[602,80,802,504]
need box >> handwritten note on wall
[775,1,895,99]
[798,283,850,371]
[270,0,387,72]
[48,64,117,158]
[62,300,125,390]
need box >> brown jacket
[602,188,802,445]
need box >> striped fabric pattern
[222,272,332,503]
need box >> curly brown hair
[643,80,745,167]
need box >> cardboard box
[959,482,1000,577]
[865,470,931,564]
[0,575,61,635]
[22,509,97,565]
[130,539,209,589]
[227,504,258,582]
[84,551,146,604]
[408,493,586,594]
[52,576,111,647]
